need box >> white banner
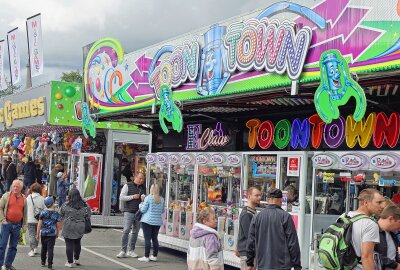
[7,28,20,85]
[27,14,43,77]
[0,40,6,91]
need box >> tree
[61,70,83,83]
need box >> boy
[57,172,73,207]
[36,197,62,269]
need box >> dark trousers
[141,222,160,257]
[65,237,82,264]
[41,235,56,266]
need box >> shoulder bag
[84,207,92,234]
[31,195,41,220]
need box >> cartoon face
[325,60,341,91]
[205,49,217,80]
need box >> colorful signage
[180,153,195,165]
[227,154,241,167]
[312,153,338,169]
[210,153,226,165]
[146,154,157,164]
[159,84,183,134]
[157,154,168,164]
[370,153,400,171]
[0,97,45,127]
[287,157,300,177]
[322,172,335,183]
[186,122,230,150]
[196,153,210,165]
[84,0,400,119]
[339,153,369,170]
[247,112,400,150]
[314,50,366,124]
[169,153,180,165]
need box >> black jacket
[22,162,37,187]
[4,162,17,186]
[246,204,301,270]
[238,206,256,256]
[375,229,399,269]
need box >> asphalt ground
[11,228,239,270]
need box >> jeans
[0,223,22,267]
[41,235,56,266]
[65,238,81,264]
[58,196,66,207]
[121,212,140,253]
[27,223,39,250]
[141,222,160,257]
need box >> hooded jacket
[27,192,45,223]
[22,161,37,187]
[187,223,224,270]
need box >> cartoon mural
[49,81,140,131]
[315,50,366,124]
[83,0,400,117]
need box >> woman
[60,188,91,268]
[48,164,63,199]
[27,183,45,257]
[187,207,224,270]
[138,184,165,262]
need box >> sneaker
[65,262,73,268]
[149,255,158,261]
[73,259,80,266]
[5,266,16,270]
[127,251,138,258]
[41,262,46,267]
[28,250,35,257]
[116,251,127,258]
[47,265,53,270]
[138,256,150,262]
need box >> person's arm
[36,220,42,241]
[139,196,150,213]
[361,242,377,270]
[204,234,222,269]
[119,184,135,201]
[246,217,257,267]
[284,215,302,270]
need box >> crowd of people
[0,160,90,270]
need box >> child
[36,197,62,269]
[57,172,73,207]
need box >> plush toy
[36,132,49,159]
[33,136,40,151]
[12,134,20,148]
[3,137,12,154]
[48,131,61,153]
[23,137,32,156]
[17,142,25,158]
[63,132,74,150]
[72,137,83,154]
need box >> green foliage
[61,70,83,83]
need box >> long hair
[150,184,161,204]
[66,188,86,210]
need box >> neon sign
[246,112,400,150]
[314,50,366,124]
[186,122,230,150]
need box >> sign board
[287,157,300,177]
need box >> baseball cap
[57,172,64,178]
[44,196,54,207]
[267,188,283,199]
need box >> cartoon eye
[336,69,339,73]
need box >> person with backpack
[237,187,260,270]
[319,188,386,270]
[375,205,400,269]
[246,188,301,270]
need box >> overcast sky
[0,0,270,89]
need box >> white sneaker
[1,266,6,270]
[116,251,127,258]
[28,250,35,257]
[127,251,138,258]
[65,262,73,268]
[149,255,157,261]
[74,259,80,266]
[33,248,38,254]
[138,256,150,262]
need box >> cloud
[0,0,269,88]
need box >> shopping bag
[83,175,95,198]
[18,228,26,246]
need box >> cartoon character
[81,102,96,138]
[3,137,12,154]
[12,134,20,148]
[314,50,366,124]
[36,133,49,159]
[373,173,380,184]
[158,84,183,134]
[17,142,25,158]
[63,132,74,150]
[196,24,230,96]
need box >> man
[3,159,17,192]
[48,164,63,199]
[237,187,261,270]
[348,188,386,270]
[375,205,400,269]
[117,172,146,258]
[247,188,301,270]
[22,156,37,189]
[0,180,28,270]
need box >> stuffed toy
[23,137,32,156]
[17,142,25,158]
[36,132,49,159]
[12,134,20,148]
[3,137,12,154]
[63,132,74,150]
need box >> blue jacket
[139,195,164,226]
[57,179,73,197]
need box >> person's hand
[36,234,39,241]
[132,194,140,199]
[395,263,400,270]
[2,220,7,224]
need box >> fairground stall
[82,0,400,267]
